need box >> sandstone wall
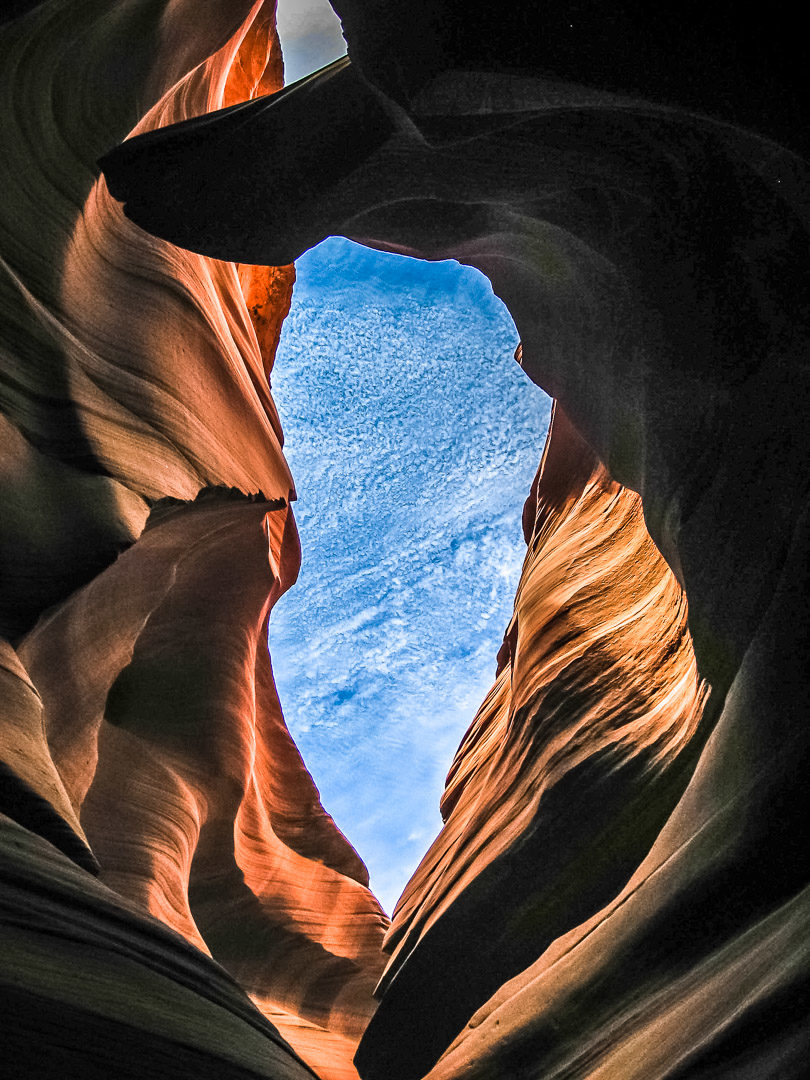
[99,5,810,1076]
[357,404,708,1078]
[0,4,386,1078]
[4,3,809,1079]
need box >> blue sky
[275,0,346,84]
[271,3,552,914]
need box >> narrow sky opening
[276,0,346,84]
[268,238,552,914]
[272,0,552,915]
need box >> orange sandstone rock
[0,0,295,637]
[357,404,708,1079]
[0,4,387,1078]
[17,489,387,1079]
[6,2,810,1079]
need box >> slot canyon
[1,3,808,1079]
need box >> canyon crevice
[2,3,808,1080]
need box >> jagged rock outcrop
[1,3,386,1079]
[100,4,810,1078]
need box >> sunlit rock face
[100,2,810,1079]
[0,3,386,1078]
[17,488,387,1078]
[0,0,295,639]
[357,404,707,1079]
[4,488,386,1080]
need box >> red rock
[0,4,387,1078]
[357,404,708,1078]
[4,3,810,1079]
[18,489,387,1078]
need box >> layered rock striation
[100,3,810,1078]
[357,404,708,1078]
[3,2,809,1080]
[12,488,387,1079]
[0,0,296,639]
[1,3,386,1079]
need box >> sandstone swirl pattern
[358,404,707,1079]
[0,3,386,1079]
[101,3,810,1078]
[4,2,810,1080]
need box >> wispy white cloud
[269,238,552,914]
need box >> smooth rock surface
[4,3,809,1079]
[0,0,294,637]
[1,4,388,1078]
[18,488,387,1079]
[0,810,317,1080]
[98,5,810,1078]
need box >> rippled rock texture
[0,0,297,639]
[4,2,810,1080]
[1,3,386,1078]
[357,404,708,1079]
[100,2,810,1078]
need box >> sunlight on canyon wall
[4,3,807,1080]
[1,4,385,1078]
[357,403,708,1080]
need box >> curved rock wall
[94,3,809,1077]
[0,0,294,638]
[0,3,386,1079]
[4,3,809,1080]
[356,404,708,1078]
[17,488,387,1079]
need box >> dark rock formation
[1,810,319,1080]
[99,4,810,1079]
